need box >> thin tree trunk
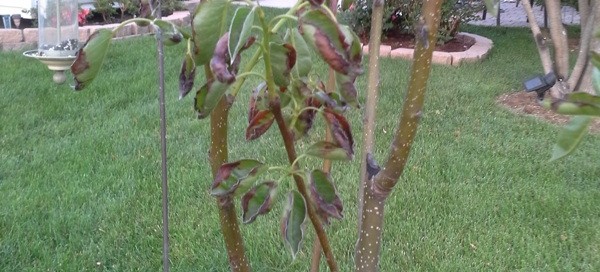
[522,0,565,98]
[544,0,570,96]
[208,64,251,271]
[354,0,443,271]
[357,0,383,233]
[567,2,598,93]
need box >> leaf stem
[112,18,153,34]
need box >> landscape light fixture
[24,0,79,84]
[523,71,556,100]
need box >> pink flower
[78,9,90,26]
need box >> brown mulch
[496,91,600,133]
[361,31,476,52]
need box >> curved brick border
[362,32,493,66]
[0,11,191,52]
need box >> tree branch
[567,1,598,92]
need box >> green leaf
[241,181,277,224]
[270,42,296,88]
[281,190,306,259]
[229,6,256,64]
[306,141,352,160]
[194,79,231,119]
[335,72,360,108]
[286,28,312,78]
[549,93,600,117]
[210,159,268,197]
[484,0,499,17]
[153,19,183,46]
[309,169,343,224]
[550,116,592,161]
[71,29,113,90]
[192,0,231,65]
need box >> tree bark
[567,1,598,93]
[354,0,443,271]
[544,0,570,96]
[573,3,600,94]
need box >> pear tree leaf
[281,190,307,259]
[591,66,600,96]
[210,159,268,197]
[192,0,231,65]
[550,116,592,161]
[309,169,343,224]
[292,96,321,140]
[153,19,183,46]
[71,29,113,90]
[194,79,231,119]
[323,108,354,158]
[246,110,275,141]
[285,28,312,78]
[241,181,277,224]
[229,6,256,64]
[179,50,196,99]
[548,93,600,117]
[306,141,352,160]
[300,9,354,76]
[270,42,297,87]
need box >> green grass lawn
[1,18,599,271]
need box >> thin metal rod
[155,1,170,271]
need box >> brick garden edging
[0,11,191,52]
[361,33,493,66]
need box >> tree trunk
[355,0,443,271]
[573,3,600,94]
[545,0,570,97]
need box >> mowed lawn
[1,15,599,271]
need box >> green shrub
[340,0,483,43]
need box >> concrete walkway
[468,1,580,27]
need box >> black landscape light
[523,71,557,100]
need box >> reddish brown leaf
[246,110,275,141]
[241,181,277,224]
[309,169,343,224]
[323,108,354,158]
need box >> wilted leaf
[241,181,277,224]
[281,190,306,259]
[306,141,352,160]
[246,110,275,141]
[211,33,236,84]
[335,72,360,108]
[153,19,183,46]
[248,82,269,122]
[292,97,321,140]
[285,28,312,78]
[270,42,297,87]
[210,159,268,197]
[550,116,592,161]
[323,108,354,158]
[179,50,196,99]
[309,169,343,224]
[300,9,351,75]
[229,6,256,64]
[194,79,231,119]
[71,29,113,90]
[192,0,231,65]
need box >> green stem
[112,18,153,34]
[355,0,444,271]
